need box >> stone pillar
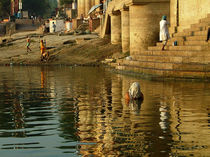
[129,3,170,55]
[121,9,130,53]
[169,0,178,34]
[77,0,85,18]
[110,12,121,45]
[85,0,91,17]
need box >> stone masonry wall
[170,0,210,32]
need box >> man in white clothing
[160,15,170,50]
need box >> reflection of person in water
[41,67,47,88]
[129,99,143,115]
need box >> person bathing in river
[160,15,170,50]
[125,82,144,104]
[26,36,32,52]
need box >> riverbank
[0,30,123,66]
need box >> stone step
[183,27,203,33]
[132,54,210,64]
[148,45,206,51]
[193,30,208,36]
[169,36,185,41]
[156,40,184,46]
[186,35,207,41]
[199,17,210,23]
[115,64,210,79]
[174,29,208,37]
[117,59,210,73]
[132,55,183,63]
[184,40,209,46]
[173,31,193,37]
[134,50,210,57]
[191,22,210,29]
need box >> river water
[0,66,209,157]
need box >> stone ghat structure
[111,14,210,79]
[105,0,210,79]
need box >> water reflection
[0,66,209,156]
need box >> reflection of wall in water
[167,82,210,156]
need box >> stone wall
[170,0,210,33]
[0,22,16,36]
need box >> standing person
[160,15,170,50]
[26,36,32,52]
[52,22,56,33]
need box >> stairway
[111,14,210,79]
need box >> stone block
[181,71,205,78]
[184,41,209,46]
[169,46,204,51]
[173,31,193,37]
[185,56,206,64]
[199,17,210,23]
[173,63,204,71]
[183,27,202,32]
[155,62,173,70]
[191,22,210,29]
[193,30,208,36]
[186,35,207,41]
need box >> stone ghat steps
[111,14,210,79]
[191,21,210,29]
[148,45,208,51]
[199,17,210,23]
[186,35,207,41]
[114,64,210,79]
[132,54,210,64]
[173,30,208,37]
[137,50,210,57]
[116,59,210,72]
[156,40,209,46]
